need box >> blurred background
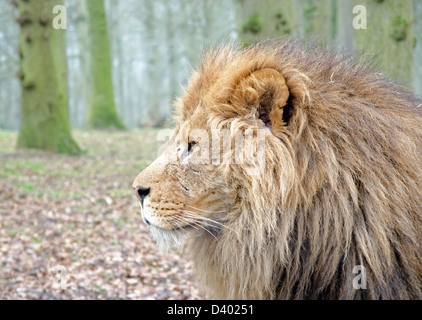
[0,0,421,300]
[1,0,421,132]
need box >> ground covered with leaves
[0,130,204,300]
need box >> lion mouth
[172,222,197,231]
[146,219,198,231]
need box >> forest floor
[0,129,205,300]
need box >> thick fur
[134,40,422,299]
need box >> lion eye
[187,141,198,154]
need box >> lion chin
[133,40,422,300]
[148,225,186,252]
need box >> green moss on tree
[391,16,409,41]
[16,0,81,155]
[236,0,301,45]
[86,0,124,129]
[241,40,252,48]
[242,13,262,34]
[274,11,291,34]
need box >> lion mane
[134,40,422,299]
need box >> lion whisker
[179,210,239,236]
[170,217,189,236]
[183,204,226,214]
[174,214,219,241]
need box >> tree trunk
[143,0,161,126]
[302,0,335,45]
[65,0,91,128]
[336,0,354,52]
[16,0,80,154]
[86,0,124,129]
[354,0,414,87]
[0,2,21,130]
[237,0,302,46]
[413,0,422,97]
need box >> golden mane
[179,40,422,299]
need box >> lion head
[133,40,422,299]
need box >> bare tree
[16,0,80,154]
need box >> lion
[132,40,422,299]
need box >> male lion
[133,40,422,299]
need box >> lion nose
[134,186,150,205]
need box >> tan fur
[133,40,422,299]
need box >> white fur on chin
[149,225,187,252]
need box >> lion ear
[231,68,290,134]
